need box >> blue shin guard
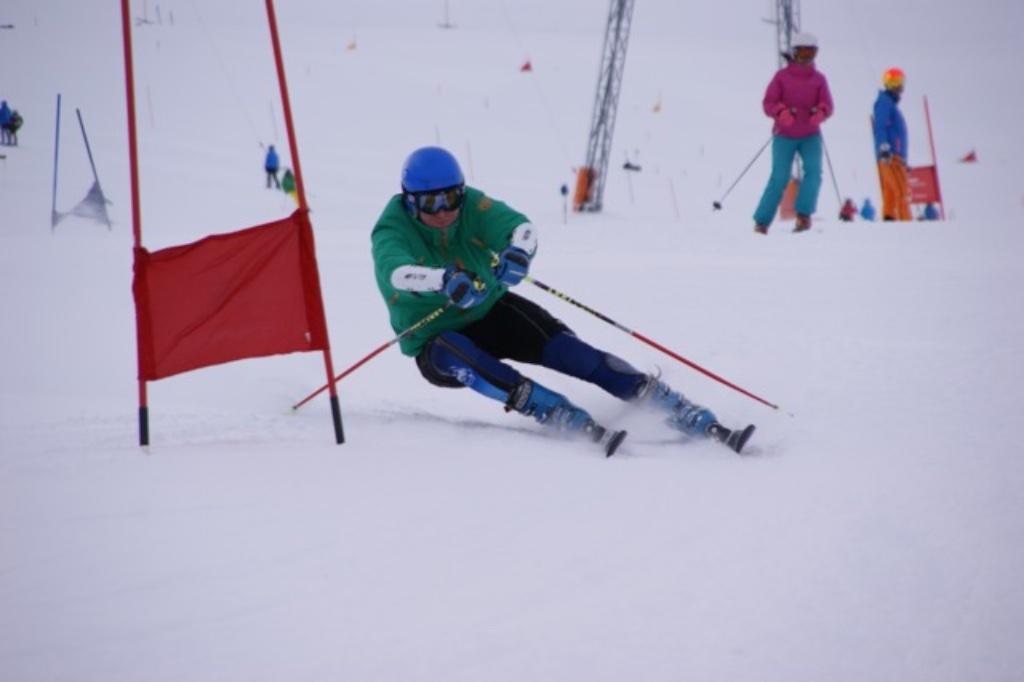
[541,332,646,400]
[427,332,595,433]
[428,332,520,392]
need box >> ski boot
[754,223,769,235]
[793,213,812,232]
[637,375,717,436]
[636,375,755,453]
[506,379,626,456]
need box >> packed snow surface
[2,1,1022,680]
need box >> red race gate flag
[133,209,328,381]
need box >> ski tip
[604,429,628,457]
[728,424,756,454]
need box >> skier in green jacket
[371,146,753,453]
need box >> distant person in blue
[264,144,281,189]
[873,67,911,220]
[6,110,23,145]
[922,203,939,221]
[860,198,877,221]
[0,100,12,145]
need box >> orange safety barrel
[573,166,594,211]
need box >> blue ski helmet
[401,146,464,194]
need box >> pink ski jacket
[762,61,833,138]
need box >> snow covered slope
[1,1,1023,680]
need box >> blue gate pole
[51,93,62,229]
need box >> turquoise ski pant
[753,133,823,226]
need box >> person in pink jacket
[753,32,834,234]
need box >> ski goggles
[406,185,465,215]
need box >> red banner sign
[907,165,940,204]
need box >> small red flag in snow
[959,150,977,163]
[520,60,532,72]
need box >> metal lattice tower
[574,0,635,213]
[774,0,801,67]
[772,0,803,185]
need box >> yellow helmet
[882,67,905,90]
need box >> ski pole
[525,275,780,411]
[291,303,452,411]
[712,136,772,210]
[821,134,843,209]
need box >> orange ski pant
[877,157,912,221]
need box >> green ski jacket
[371,187,531,356]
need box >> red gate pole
[265,0,345,443]
[121,0,149,446]
[923,95,946,220]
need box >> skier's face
[419,207,460,229]
[793,45,817,64]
